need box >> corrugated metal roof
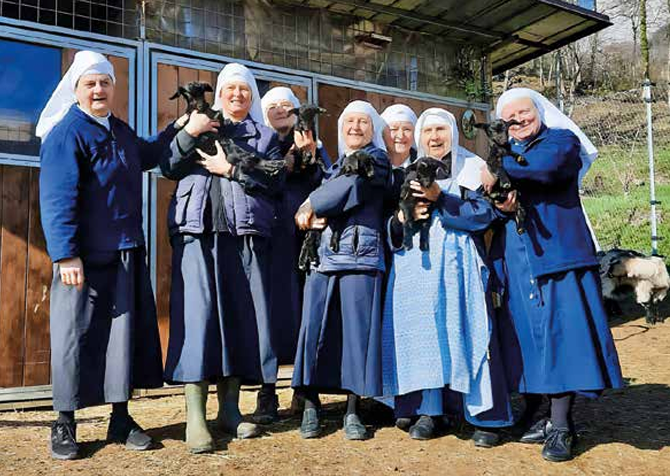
[273,0,610,73]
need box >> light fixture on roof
[355,32,392,49]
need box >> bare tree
[641,0,650,79]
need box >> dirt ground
[1,307,669,476]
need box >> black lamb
[474,119,527,234]
[170,81,285,177]
[398,157,449,251]
[298,150,376,272]
[288,104,328,170]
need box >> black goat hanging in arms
[398,157,449,251]
[297,150,377,272]
[170,81,285,178]
[289,104,328,170]
[474,119,527,234]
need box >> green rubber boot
[184,382,214,454]
[216,377,261,439]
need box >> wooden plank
[365,91,382,112]
[156,63,179,132]
[107,55,129,123]
[21,170,52,387]
[317,83,350,160]
[198,69,217,110]
[61,48,77,73]
[290,85,308,105]
[0,166,31,388]
[155,178,176,363]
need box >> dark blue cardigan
[39,105,177,262]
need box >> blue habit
[492,126,623,395]
[381,178,514,426]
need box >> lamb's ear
[318,107,327,113]
[473,122,488,130]
[203,83,214,92]
[288,108,299,116]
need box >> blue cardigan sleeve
[136,122,179,171]
[39,127,81,262]
[436,188,502,233]
[503,129,582,185]
[309,148,391,218]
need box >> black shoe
[50,421,79,460]
[520,417,552,444]
[409,415,435,440]
[300,408,321,439]
[542,428,574,462]
[343,413,368,441]
[472,428,501,448]
[253,391,279,424]
[107,415,153,451]
[395,417,413,432]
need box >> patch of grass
[583,184,670,256]
[580,146,670,257]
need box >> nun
[381,108,515,444]
[380,104,418,169]
[292,100,392,440]
[257,87,331,423]
[161,63,283,453]
[484,88,623,462]
[38,50,181,460]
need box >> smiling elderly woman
[291,100,392,441]
[160,63,284,454]
[381,108,515,445]
[38,51,183,460]
[484,88,623,462]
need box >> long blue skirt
[504,255,623,394]
[50,248,163,411]
[291,270,384,397]
[268,190,306,365]
[164,233,275,385]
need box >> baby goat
[398,157,448,251]
[170,81,285,177]
[289,104,328,170]
[298,150,376,272]
[474,119,527,234]
[598,248,670,324]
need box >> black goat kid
[398,157,448,251]
[474,119,527,234]
[298,150,376,272]
[288,104,328,170]
[170,81,285,177]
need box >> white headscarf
[338,100,387,158]
[213,63,264,124]
[261,86,300,127]
[36,50,116,140]
[415,108,485,191]
[381,104,418,128]
[496,88,598,185]
[382,104,417,150]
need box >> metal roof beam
[323,0,507,39]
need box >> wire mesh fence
[573,83,670,256]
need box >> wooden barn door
[150,55,310,364]
[0,40,134,390]
[317,83,489,161]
